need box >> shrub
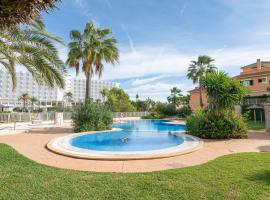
[177,106,192,118]
[186,109,247,139]
[47,105,73,112]
[33,108,43,113]
[155,102,177,116]
[72,101,113,132]
[141,112,164,119]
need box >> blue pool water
[71,120,186,152]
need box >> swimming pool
[47,120,203,160]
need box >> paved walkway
[0,123,269,173]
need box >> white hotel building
[0,70,118,109]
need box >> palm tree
[187,55,216,107]
[0,0,60,30]
[19,93,29,111]
[66,21,119,100]
[136,94,139,101]
[0,17,66,90]
[167,87,183,107]
[29,96,38,112]
[64,92,73,107]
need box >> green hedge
[72,101,113,133]
[186,109,247,139]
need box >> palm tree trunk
[199,84,204,108]
[85,71,91,101]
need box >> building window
[242,80,253,86]
[258,77,267,84]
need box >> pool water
[71,120,186,152]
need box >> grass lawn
[0,144,270,200]
[247,121,266,131]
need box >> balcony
[243,96,269,106]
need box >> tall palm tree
[0,17,66,90]
[29,96,38,112]
[187,55,216,107]
[66,21,119,100]
[19,93,29,111]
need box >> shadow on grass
[247,170,270,185]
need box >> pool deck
[0,120,270,173]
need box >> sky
[41,0,270,101]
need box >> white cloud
[131,75,169,86]
[74,0,93,18]
[101,43,270,81]
[127,81,183,101]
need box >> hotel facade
[0,70,118,110]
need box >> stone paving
[0,122,269,173]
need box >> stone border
[46,127,203,161]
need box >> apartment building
[66,75,118,103]
[234,59,270,96]
[189,59,270,110]
[0,70,118,109]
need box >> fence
[0,111,149,123]
[113,112,149,118]
[0,112,56,123]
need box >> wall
[189,88,208,111]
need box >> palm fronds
[0,18,66,90]
[66,21,119,100]
[0,0,60,30]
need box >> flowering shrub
[186,109,247,139]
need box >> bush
[72,101,113,132]
[155,102,177,116]
[141,112,164,119]
[177,106,192,118]
[13,107,27,112]
[186,109,247,139]
[33,108,43,113]
[47,105,73,112]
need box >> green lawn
[247,121,266,131]
[0,144,270,200]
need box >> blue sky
[42,0,270,101]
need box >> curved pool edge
[46,129,203,161]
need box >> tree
[187,55,216,107]
[145,97,155,111]
[29,96,38,112]
[0,0,60,30]
[19,93,29,111]
[66,22,119,100]
[101,88,135,112]
[200,71,249,110]
[180,95,190,106]
[167,87,183,107]
[64,92,73,107]
[0,18,65,90]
